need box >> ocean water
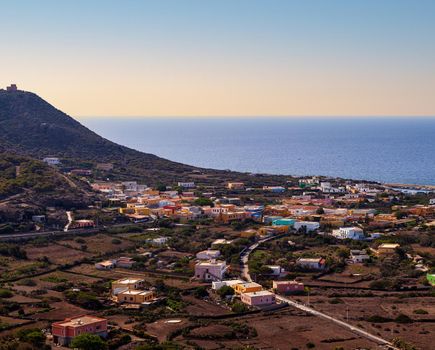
[81,117,435,185]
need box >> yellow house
[117,290,155,304]
[134,207,150,215]
[233,282,262,295]
[119,207,135,214]
[240,229,257,238]
[258,225,288,236]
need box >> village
[1,172,435,350]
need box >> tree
[217,285,235,298]
[193,286,209,299]
[316,207,324,215]
[194,197,213,206]
[16,328,46,347]
[70,333,107,350]
[231,302,248,313]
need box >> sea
[80,117,435,186]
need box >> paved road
[240,236,397,349]
[0,220,156,241]
[0,228,101,241]
[275,294,394,347]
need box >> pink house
[272,280,304,294]
[52,315,107,346]
[240,291,276,306]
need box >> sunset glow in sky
[1,0,434,117]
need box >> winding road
[240,235,397,349]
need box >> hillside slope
[0,152,96,210]
[0,89,198,183]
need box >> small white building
[178,182,195,188]
[32,215,46,223]
[43,157,61,166]
[294,221,320,232]
[265,265,286,277]
[212,279,245,290]
[147,237,169,246]
[95,260,116,270]
[196,249,221,260]
[350,250,370,263]
[194,260,228,282]
[296,257,326,270]
[332,227,365,240]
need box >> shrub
[70,333,107,350]
[0,289,13,298]
[231,302,248,314]
[413,309,428,315]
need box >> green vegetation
[0,289,13,298]
[70,333,107,350]
[16,328,46,347]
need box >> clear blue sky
[1,0,434,117]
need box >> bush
[231,302,248,313]
[366,315,391,323]
[70,333,107,350]
[306,342,315,348]
[193,286,208,299]
[413,309,428,315]
[0,289,13,298]
[217,285,235,298]
[111,238,122,245]
[16,328,46,347]
[395,314,413,324]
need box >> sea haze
[81,117,435,185]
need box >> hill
[0,89,201,184]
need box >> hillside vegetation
[0,152,95,208]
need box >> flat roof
[114,278,143,284]
[243,290,275,297]
[379,243,400,248]
[273,280,302,285]
[54,315,106,328]
[239,282,262,288]
[196,260,226,266]
[119,290,153,296]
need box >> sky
[1,0,434,117]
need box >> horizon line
[76,115,435,119]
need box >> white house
[95,260,116,270]
[194,260,228,282]
[178,182,195,188]
[265,265,286,277]
[332,227,365,240]
[196,249,221,260]
[42,157,61,166]
[294,221,320,232]
[349,250,370,263]
[212,279,244,290]
[296,257,326,270]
